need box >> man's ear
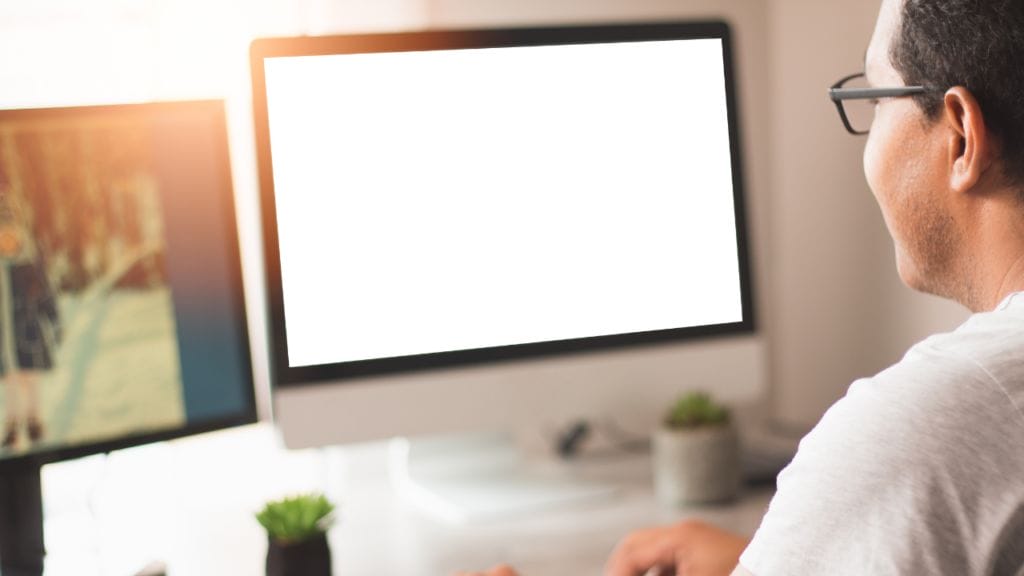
[943,86,993,194]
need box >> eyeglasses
[828,72,931,135]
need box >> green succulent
[665,391,730,429]
[256,493,336,544]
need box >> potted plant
[653,391,740,506]
[256,493,336,576]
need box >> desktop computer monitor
[250,21,761,453]
[0,100,256,573]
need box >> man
[463,0,1024,573]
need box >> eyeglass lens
[839,74,875,134]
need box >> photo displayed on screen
[0,119,184,455]
[0,103,253,461]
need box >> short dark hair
[891,0,1024,186]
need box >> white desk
[40,424,774,576]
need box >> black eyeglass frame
[828,72,931,135]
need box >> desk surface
[41,424,773,576]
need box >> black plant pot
[266,532,332,576]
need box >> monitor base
[0,462,44,576]
[389,432,617,524]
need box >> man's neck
[986,250,1024,309]
[959,196,1024,311]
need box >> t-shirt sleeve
[739,347,1024,576]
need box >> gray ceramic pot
[653,423,740,506]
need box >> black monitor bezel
[0,100,258,471]
[251,20,756,388]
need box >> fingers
[452,564,521,576]
[608,520,751,576]
[605,526,683,576]
[605,520,738,576]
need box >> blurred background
[0,0,966,431]
[0,1,977,573]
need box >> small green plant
[256,493,336,544]
[665,391,730,429]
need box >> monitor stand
[0,462,45,576]
[389,431,617,524]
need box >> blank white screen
[265,38,743,368]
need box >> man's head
[862,0,1024,309]
[890,0,1024,187]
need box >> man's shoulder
[901,301,1024,421]
[795,318,1024,478]
[748,304,1024,576]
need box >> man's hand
[604,519,750,576]
[453,564,520,576]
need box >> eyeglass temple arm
[829,85,928,102]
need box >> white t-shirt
[741,293,1024,575]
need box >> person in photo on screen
[460,0,1024,574]
[0,190,60,449]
